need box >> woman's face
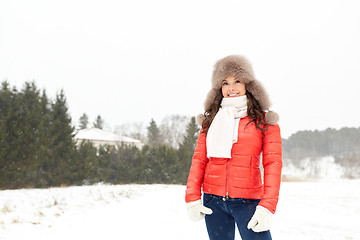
[221,76,246,98]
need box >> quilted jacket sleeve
[258,124,282,214]
[185,131,209,203]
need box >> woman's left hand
[247,206,273,232]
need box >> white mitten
[247,206,273,232]
[186,200,213,221]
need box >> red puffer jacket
[185,116,282,214]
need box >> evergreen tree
[156,145,178,183]
[95,145,113,183]
[2,82,43,188]
[19,82,46,186]
[0,81,52,188]
[46,90,76,186]
[0,82,11,159]
[36,90,52,187]
[146,119,162,147]
[0,81,13,186]
[179,117,200,152]
[0,83,28,188]
[93,115,104,129]
[2,85,23,187]
[177,117,200,183]
[141,145,159,183]
[114,144,142,183]
[75,141,98,184]
[79,113,89,129]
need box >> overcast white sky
[1,0,359,138]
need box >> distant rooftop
[74,127,143,148]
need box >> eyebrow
[222,78,239,82]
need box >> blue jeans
[203,193,272,240]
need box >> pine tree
[79,113,89,129]
[19,82,46,187]
[0,81,13,187]
[177,117,200,183]
[114,144,142,183]
[46,89,76,186]
[0,82,11,160]
[179,117,200,152]
[0,83,26,188]
[146,119,162,147]
[36,90,53,187]
[95,145,113,183]
[0,81,52,188]
[75,141,98,184]
[93,115,104,129]
[1,82,43,188]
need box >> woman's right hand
[186,199,213,221]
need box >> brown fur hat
[198,55,279,126]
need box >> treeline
[283,127,360,178]
[0,81,199,189]
[2,81,360,189]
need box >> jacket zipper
[225,159,230,200]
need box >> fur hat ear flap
[196,114,205,126]
[264,111,279,125]
[246,80,271,111]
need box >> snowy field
[1,180,360,240]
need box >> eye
[222,81,228,86]
[235,80,241,84]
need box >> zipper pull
[226,192,229,200]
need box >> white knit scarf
[206,95,248,158]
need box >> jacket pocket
[241,198,260,205]
[203,193,215,207]
[250,156,262,186]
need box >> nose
[229,83,235,91]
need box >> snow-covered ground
[1,180,360,240]
[282,156,347,180]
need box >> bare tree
[115,121,146,142]
[160,115,190,149]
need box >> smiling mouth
[228,93,239,97]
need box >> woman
[185,55,282,240]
